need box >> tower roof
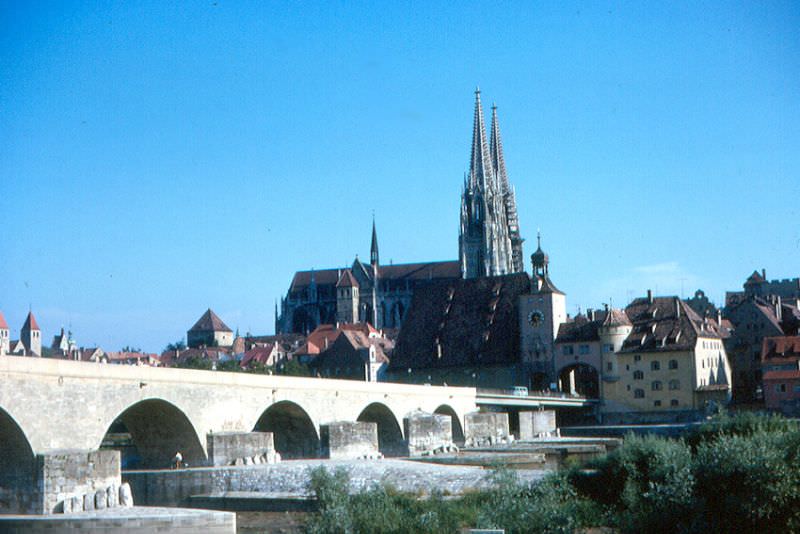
[0,311,7,329]
[22,311,39,331]
[531,232,548,267]
[370,216,379,265]
[189,308,232,333]
[336,269,359,288]
[468,88,494,190]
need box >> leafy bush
[692,430,800,532]
[685,411,798,449]
[571,434,693,533]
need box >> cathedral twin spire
[459,89,525,278]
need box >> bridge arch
[254,401,320,459]
[434,404,465,445]
[0,406,35,513]
[357,402,405,457]
[558,363,599,398]
[101,398,206,469]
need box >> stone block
[464,412,511,447]
[83,493,94,512]
[404,410,452,456]
[320,421,379,459]
[207,431,276,467]
[94,488,107,509]
[107,484,118,508]
[519,410,557,440]
[119,482,134,507]
[70,496,82,513]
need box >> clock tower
[518,234,566,389]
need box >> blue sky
[1,1,798,352]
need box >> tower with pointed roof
[0,311,9,356]
[459,89,522,279]
[21,311,41,356]
[187,308,233,348]
[336,269,360,324]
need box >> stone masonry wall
[464,412,511,447]
[38,449,121,514]
[519,410,557,440]
[207,432,278,466]
[403,411,453,456]
[320,422,379,460]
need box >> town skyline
[2,2,798,351]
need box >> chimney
[587,308,594,320]
[647,289,653,303]
[776,296,782,322]
[717,309,722,326]
[762,268,766,280]
[675,298,681,318]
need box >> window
[669,380,680,391]
[603,344,614,353]
[607,362,613,371]
[634,389,645,398]
[579,344,590,355]
[669,359,678,370]
[634,370,644,380]
[634,355,641,362]
[652,381,662,391]
[627,385,631,391]
[562,345,574,356]
[651,361,660,371]
[795,385,800,393]
[777,384,787,393]
[654,400,662,407]
[670,399,679,407]
[626,364,630,371]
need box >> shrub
[685,411,798,450]
[692,430,800,532]
[571,434,693,533]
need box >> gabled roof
[22,311,39,331]
[621,296,723,353]
[391,272,531,370]
[336,269,359,288]
[0,312,7,329]
[189,308,232,333]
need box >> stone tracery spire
[490,104,525,273]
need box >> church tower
[459,89,521,279]
[21,311,41,357]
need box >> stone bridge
[0,356,476,476]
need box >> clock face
[528,309,545,327]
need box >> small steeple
[370,213,379,268]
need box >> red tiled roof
[762,336,800,361]
[0,312,7,329]
[241,344,275,368]
[22,311,39,331]
[763,369,800,381]
[189,309,232,333]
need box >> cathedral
[276,90,525,334]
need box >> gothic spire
[370,214,379,267]
[490,103,525,273]
[469,88,494,190]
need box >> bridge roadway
[476,390,597,409]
